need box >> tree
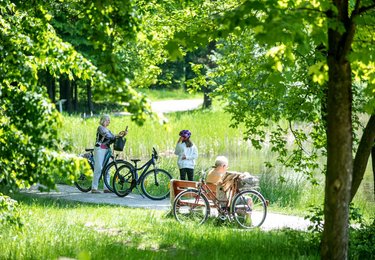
[0,0,152,193]
[164,0,375,258]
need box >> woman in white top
[174,129,198,181]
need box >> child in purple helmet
[174,129,198,181]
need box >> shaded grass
[1,194,320,260]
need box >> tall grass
[59,105,374,215]
[0,195,320,260]
[60,109,275,174]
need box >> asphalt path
[151,99,203,113]
[23,184,311,231]
[113,99,203,116]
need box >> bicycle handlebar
[152,147,158,160]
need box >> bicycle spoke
[141,169,172,200]
[231,190,267,228]
[173,190,209,225]
[113,164,135,197]
[103,160,132,192]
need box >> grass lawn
[1,194,320,260]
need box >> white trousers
[92,147,109,190]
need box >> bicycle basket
[114,137,126,151]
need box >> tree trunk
[351,115,375,201]
[59,76,73,114]
[46,71,56,103]
[202,87,212,109]
[87,82,94,114]
[321,2,353,257]
[72,80,78,112]
[372,145,375,197]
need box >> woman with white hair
[92,114,127,193]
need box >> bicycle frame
[194,180,236,217]
[131,150,157,184]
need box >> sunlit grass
[0,195,320,260]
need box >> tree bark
[87,82,94,114]
[202,87,212,109]
[321,1,353,258]
[46,71,56,103]
[59,76,73,114]
[72,80,78,112]
[351,115,375,201]
[372,145,375,197]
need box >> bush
[350,218,375,259]
[0,193,23,228]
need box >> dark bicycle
[74,144,132,192]
[112,147,172,200]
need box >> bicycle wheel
[140,169,172,200]
[231,190,267,229]
[173,189,209,225]
[113,164,135,197]
[103,160,133,192]
[74,159,94,192]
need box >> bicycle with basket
[74,128,131,192]
[172,171,268,229]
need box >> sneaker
[103,190,112,193]
[91,189,101,194]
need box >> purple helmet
[179,130,191,138]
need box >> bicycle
[112,147,172,200]
[74,145,132,192]
[172,172,268,229]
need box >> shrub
[0,193,23,228]
[350,218,375,259]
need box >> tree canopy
[1,0,375,258]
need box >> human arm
[174,139,184,155]
[98,126,116,143]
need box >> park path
[23,184,311,231]
[113,99,203,116]
[151,99,203,113]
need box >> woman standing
[92,114,127,193]
[174,129,198,181]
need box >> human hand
[118,130,127,137]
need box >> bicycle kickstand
[134,186,145,198]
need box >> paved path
[113,99,203,116]
[151,99,203,113]
[23,184,311,231]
